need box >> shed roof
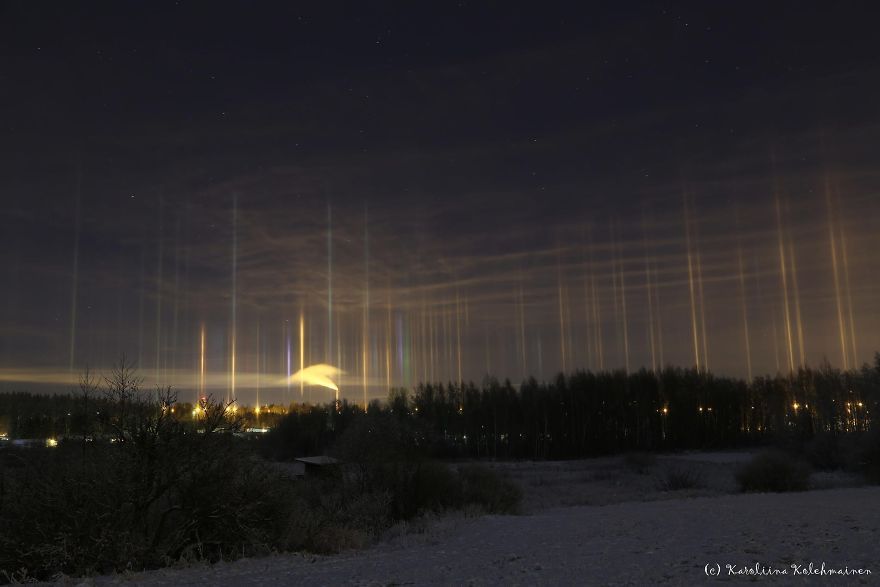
[294,455,340,466]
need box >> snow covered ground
[71,455,878,586]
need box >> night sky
[2,2,879,405]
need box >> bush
[282,477,388,554]
[457,464,522,514]
[412,459,462,512]
[656,465,702,491]
[331,410,459,520]
[282,414,472,555]
[331,415,521,522]
[0,359,298,582]
[736,451,811,493]
[0,425,297,582]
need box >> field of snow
[71,455,877,586]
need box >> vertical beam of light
[386,288,392,393]
[422,303,429,383]
[286,322,291,400]
[138,244,146,369]
[437,305,444,384]
[646,259,656,373]
[642,216,657,373]
[455,303,463,407]
[396,310,410,387]
[447,304,454,382]
[229,193,237,402]
[181,212,193,383]
[446,304,452,383]
[839,216,859,367]
[463,294,470,383]
[456,288,463,387]
[428,306,435,383]
[653,263,664,369]
[737,244,753,381]
[610,225,623,370]
[557,259,567,374]
[171,215,181,381]
[683,197,701,371]
[648,276,657,373]
[518,276,527,378]
[568,286,576,352]
[436,305,443,383]
[582,266,593,371]
[770,307,781,374]
[279,324,285,396]
[618,240,630,375]
[199,323,206,402]
[396,313,405,383]
[788,238,806,368]
[582,233,593,371]
[609,241,618,367]
[336,306,343,375]
[826,183,849,370]
[441,304,449,382]
[68,166,82,374]
[327,203,333,366]
[307,307,313,403]
[590,240,604,371]
[299,311,305,398]
[255,319,261,410]
[156,195,164,386]
[509,288,518,377]
[689,205,709,372]
[695,243,709,372]
[363,206,370,409]
[775,196,795,374]
[410,306,418,387]
[419,298,427,384]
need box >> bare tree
[102,354,144,443]
[77,365,100,453]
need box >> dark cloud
[1,2,879,400]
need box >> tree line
[262,354,879,460]
[3,354,878,459]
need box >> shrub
[457,464,522,514]
[331,410,456,520]
[736,451,811,493]
[412,459,462,512]
[0,359,298,582]
[656,465,702,491]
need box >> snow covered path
[87,487,879,586]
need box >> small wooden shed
[295,455,340,476]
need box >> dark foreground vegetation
[0,359,520,583]
[1,355,879,581]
